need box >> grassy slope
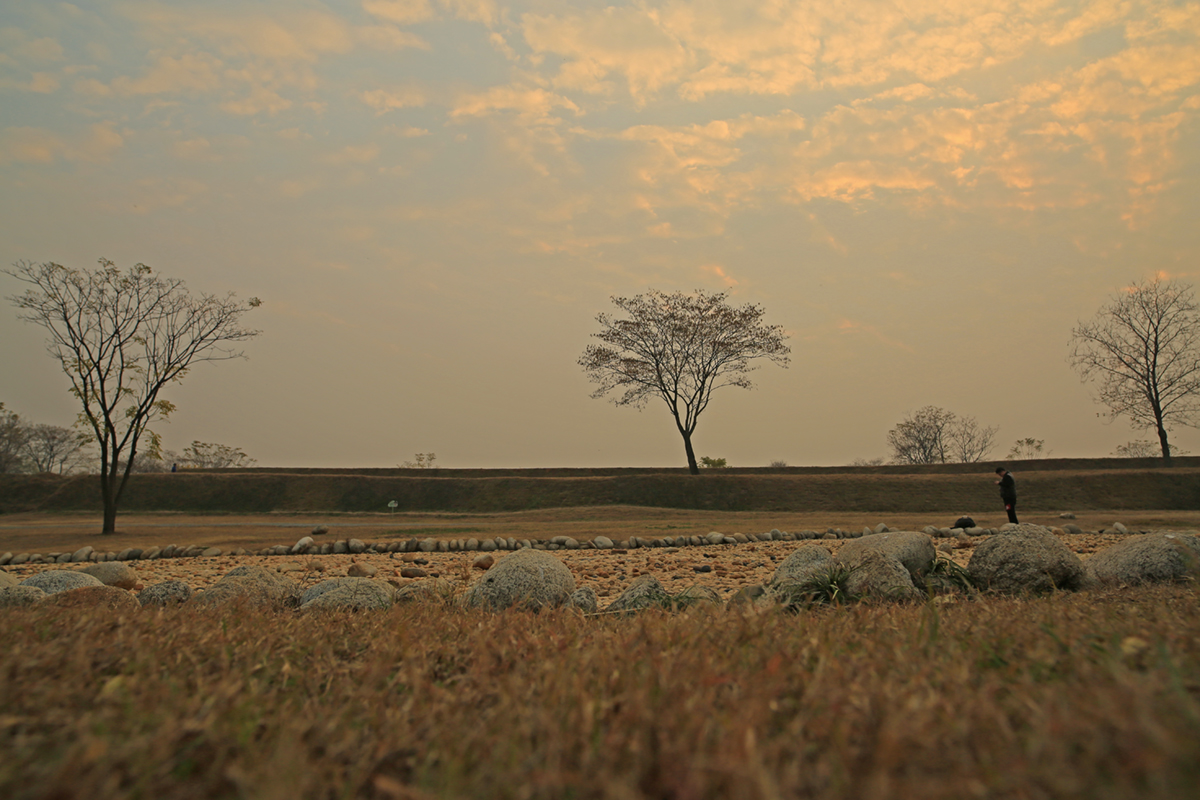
[3,460,1200,515]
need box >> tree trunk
[100,472,117,534]
[1156,420,1173,466]
[683,431,699,475]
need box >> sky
[1,0,1199,470]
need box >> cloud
[362,0,435,25]
[323,143,382,165]
[451,85,581,124]
[837,319,914,353]
[110,53,224,95]
[356,25,430,50]
[361,86,427,113]
[0,122,123,164]
[439,0,498,26]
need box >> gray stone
[71,546,94,563]
[138,580,193,607]
[42,585,139,611]
[705,532,725,545]
[569,586,598,613]
[1063,524,1083,534]
[873,523,889,534]
[140,547,161,560]
[1059,512,1076,519]
[333,540,349,554]
[673,585,723,608]
[21,570,104,595]
[55,553,71,564]
[0,585,47,606]
[604,574,672,613]
[291,536,315,554]
[473,554,494,571]
[463,548,576,611]
[767,546,834,588]
[0,553,11,566]
[80,561,139,589]
[312,525,329,536]
[347,562,378,578]
[480,539,496,552]
[968,524,1091,594]
[842,550,922,602]
[837,531,935,586]
[200,547,222,557]
[394,578,455,605]
[348,539,367,554]
[727,584,767,607]
[1112,522,1130,534]
[1088,532,1200,585]
[593,536,614,550]
[419,538,438,553]
[466,538,479,551]
[10,554,30,565]
[300,578,394,611]
[190,565,302,608]
[0,571,17,588]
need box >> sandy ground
[1,525,1149,602]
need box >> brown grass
[4,507,1200,554]
[2,585,1198,800]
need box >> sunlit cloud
[837,319,914,353]
[0,122,123,164]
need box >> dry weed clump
[1,586,1198,800]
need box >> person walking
[995,467,1018,524]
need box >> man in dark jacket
[995,467,1018,524]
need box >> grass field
[2,584,1197,800]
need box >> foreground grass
[3,586,1199,800]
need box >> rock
[21,570,104,595]
[394,578,456,605]
[312,525,329,536]
[705,532,726,545]
[604,574,672,613]
[1087,532,1200,585]
[42,585,140,612]
[1112,522,1130,534]
[463,549,576,611]
[11,554,30,565]
[1059,512,1076,519]
[673,585,723,608]
[190,565,302,609]
[693,564,712,573]
[0,585,47,607]
[952,517,975,530]
[480,539,496,552]
[70,546,95,563]
[80,561,139,590]
[593,536,614,550]
[569,587,598,613]
[967,524,1092,594]
[727,584,767,607]
[140,547,161,560]
[837,531,935,587]
[348,539,367,554]
[767,546,834,588]
[300,578,394,611]
[400,567,427,579]
[842,550,922,602]
[347,562,378,578]
[138,580,193,607]
[0,553,11,566]
[472,554,495,571]
[1063,524,1083,534]
[291,536,315,554]
[0,571,18,588]
[201,547,222,557]
[873,523,889,534]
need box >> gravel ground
[1,529,1147,603]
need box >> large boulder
[190,565,302,609]
[138,580,193,607]
[842,550,922,602]
[767,546,834,588]
[80,562,139,590]
[41,585,140,612]
[837,531,935,587]
[1087,532,1200,585]
[394,578,456,605]
[0,571,19,589]
[968,524,1092,594]
[300,578,394,611]
[463,549,575,611]
[21,570,104,595]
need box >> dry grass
[4,507,1199,554]
[2,585,1198,800]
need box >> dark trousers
[1005,503,1018,524]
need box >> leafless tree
[21,423,91,474]
[887,406,998,464]
[579,290,790,474]
[1007,437,1050,459]
[179,440,256,469]
[0,402,29,473]
[1070,277,1200,464]
[6,259,261,533]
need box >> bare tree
[21,423,91,474]
[887,405,957,464]
[1070,277,1200,464]
[887,406,998,464]
[948,415,999,463]
[179,440,256,469]
[1007,437,1050,459]
[0,402,29,473]
[579,290,790,474]
[6,259,261,533]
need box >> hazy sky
[2,0,1199,469]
